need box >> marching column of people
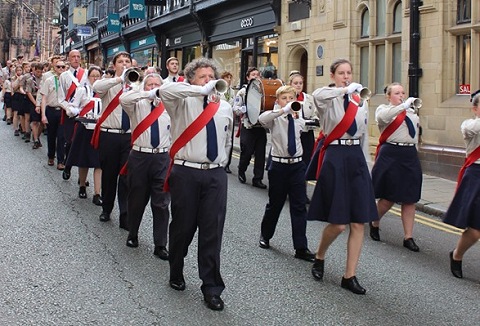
[2,52,480,312]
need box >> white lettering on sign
[459,84,470,95]
[111,19,120,26]
[240,17,254,28]
[113,47,119,53]
[174,37,182,44]
[132,3,144,11]
[139,39,147,46]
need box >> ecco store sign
[240,17,254,28]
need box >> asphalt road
[0,125,479,326]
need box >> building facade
[59,0,478,180]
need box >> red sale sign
[459,84,470,94]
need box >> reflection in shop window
[258,35,278,79]
[212,41,242,89]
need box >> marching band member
[443,90,480,279]
[233,67,268,189]
[257,85,315,262]
[288,72,319,167]
[39,61,67,168]
[58,50,88,180]
[119,73,171,260]
[370,83,422,252]
[64,66,103,205]
[164,57,183,83]
[25,63,44,149]
[160,57,233,311]
[308,59,377,295]
[92,51,132,228]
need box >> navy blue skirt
[66,122,100,168]
[371,143,422,203]
[443,164,480,230]
[4,93,12,108]
[307,145,378,224]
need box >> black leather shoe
[259,236,270,249]
[341,276,366,295]
[169,279,186,291]
[403,238,420,252]
[224,166,231,174]
[238,171,246,183]
[154,246,169,260]
[252,180,267,189]
[369,222,380,241]
[295,248,315,262]
[62,167,71,180]
[312,259,324,280]
[99,212,111,222]
[78,179,89,187]
[92,194,103,206]
[79,186,87,199]
[449,251,463,278]
[126,236,139,248]
[204,294,224,311]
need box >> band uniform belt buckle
[287,158,295,164]
[345,139,354,146]
[152,148,160,154]
[200,163,211,169]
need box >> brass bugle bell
[358,87,372,101]
[214,79,229,94]
[285,101,301,112]
[124,68,143,85]
[411,98,422,109]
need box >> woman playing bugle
[370,83,422,252]
[307,59,377,295]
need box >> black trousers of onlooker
[127,150,170,247]
[238,126,267,182]
[45,106,65,164]
[98,131,131,225]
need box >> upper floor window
[361,9,369,38]
[393,1,402,33]
[376,0,386,36]
[457,0,471,24]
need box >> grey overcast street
[1,124,479,325]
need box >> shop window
[258,35,279,79]
[361,9,369,38]
[212,41,242,88]
[393,1,402,33]
[456,34,471,95]
[288,2,310,22]
[457,0,471,24]
[376,0,386,36]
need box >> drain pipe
[408,0,423,98]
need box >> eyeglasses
[56,65,66,69]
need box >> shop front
[106,44,126,67]
[130,35,158,68]
[204,0,278,87]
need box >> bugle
[124,68,143,85]
[411,98,422,109]
[207,79,229,103]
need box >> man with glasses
[39,60,67,169]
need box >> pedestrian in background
[443,90,480,279]
[307,58,377,295]
[370,82,422,252]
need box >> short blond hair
[275,85,296,98]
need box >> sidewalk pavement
[231,131,456,218]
